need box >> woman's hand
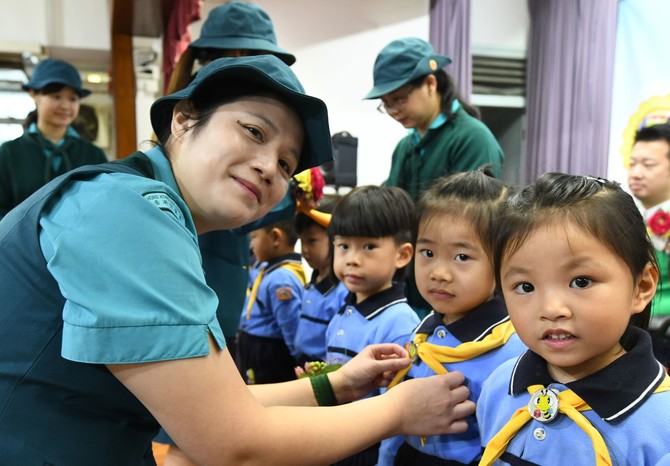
[386,371,475,436]
[327,343,412,403]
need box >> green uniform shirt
[384,105,504,202]
[0,128,107,218]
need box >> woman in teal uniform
[0,58,107,219]
[0,55,475,465]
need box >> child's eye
[513,282,534,294]
[570,277,592,289]
[336,243,348,250]
[278,159,292,175]
[454,254,469,262]
[419,249,433,258]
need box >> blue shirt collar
[410,99,461,144]
[28,122,79,146]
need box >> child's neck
[354,282,393,304]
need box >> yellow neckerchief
[388,319,516,389]
[245,261,306,320]
[479,373,670,466]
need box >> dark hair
[408,70,480,120]
[156,80,295,149]
[22,83,75,129]
[263,217,299,247]
[295,195,339,234]
[329,185,415,280]
[417,166,511,260]
[493,173,658,334]
[634,124,670,155]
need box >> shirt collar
[509,326,666,421]
[311,272,339,295]
[342,282,407,320]
[28,123,79,146]
[145,146,182,196]
[415,295,509,342]
[265,252,302,273]
[409,99,461,144]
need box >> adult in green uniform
[364,37,505,317]
[165,1,298,361]
[0,58,107,219]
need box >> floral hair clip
[292,167,332,227]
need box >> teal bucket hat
[151,55,332,172]
[190,1,296,66]
[22,58,91,97]
[363,37,451,100]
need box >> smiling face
[499,222,655,383]
[414,215,495,325]
[168,95,304,233]
[628,139,670,209]
[332,235,412,303]
[30,86,81,131]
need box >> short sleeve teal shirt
[38,147,226,364]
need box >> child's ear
[171,101,194,136]
[632,262,659,315]
[270,227,284,245]
[394,242,414,269]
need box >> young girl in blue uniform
[478,173,670,465]
[326,185,422,466]
[0,55,477,465]
[294,197,348,365]
[388,168,527,466]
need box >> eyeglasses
[377,86,418,114]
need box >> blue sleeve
[39,172,225,364]
[264,269,304,357]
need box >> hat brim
[151,62,331,173]
[363,55,451,100]
[190,37,296,66]
[22,80,91,97]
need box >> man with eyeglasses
[364,37,504,321]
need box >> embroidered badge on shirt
[276,286,293,301]
[143,192,184,223]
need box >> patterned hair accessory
[292,168,332,227]
[584,175,607,184]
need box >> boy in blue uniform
[294,197,348,365]
[388,169,527,466]
[236,217,307,384]
[326,185,421,466]
[478,173,670,465]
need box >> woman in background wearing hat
[0,55,475,465]
[364,38,505,318]
[0,58,107,219]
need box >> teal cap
[22,58,91,97]
[363,38,451,100]
[190,1,296,66]
[151,55,332,173]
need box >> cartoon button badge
[406,341,418,363]
[528,388,559,422]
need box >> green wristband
[310,373,338,406]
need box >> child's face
[333,235,412,302]
[249,228,275,263]
[499,223,653,383]
[299,225,330,275]
[414,215,495,324]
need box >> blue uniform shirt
[294,273,348,362]
[326,282,419,369]
[478,327,670,465]
[394,296,527,466]
[238,252,305,357]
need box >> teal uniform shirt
[0,125,107,218]
[384,103,504,202]
[0,147,224,464]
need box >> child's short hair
[328,185,415,245]
[416,166,511,258]
[295,195,339,234]
[263,218,299,247]
[494,173,658,331]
